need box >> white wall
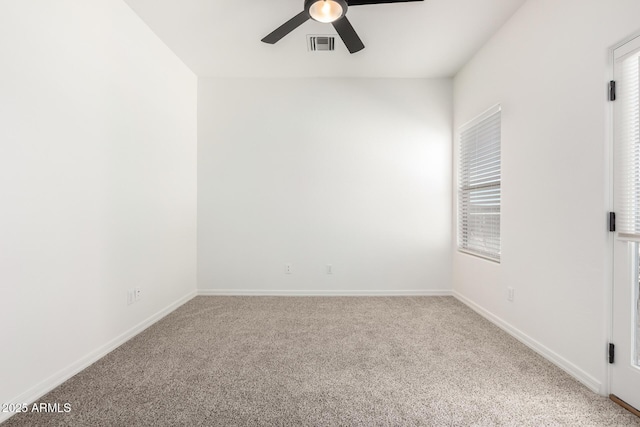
[198,78,452,294]
[453,0,640,393]
[0,0,197,416]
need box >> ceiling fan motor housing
[305,0,348,22]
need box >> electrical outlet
[507,287,515,302]
[127,288,141,305]
[285,263,292,274]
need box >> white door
[612,34,640,411]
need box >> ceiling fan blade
[332,16,365,54]
[262,11,309,44]
[348,0,423,5]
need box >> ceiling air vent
[307,35,335,52]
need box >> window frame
[457,104,502,263]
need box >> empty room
[2,0,640,425]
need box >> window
[615,46,640,240]
[458,105,501,261]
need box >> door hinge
[609,80,616,101]
[609,343,615,364]
[609,212,616,232]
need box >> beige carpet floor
[4,296,639,426]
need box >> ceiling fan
[261,0,424,54]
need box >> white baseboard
[0,290,197,425]
[198,289,453,297]
[452,291,602,394]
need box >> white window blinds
[615,47,640,241]
[458,105,501,261]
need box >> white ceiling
[123,0,526,78]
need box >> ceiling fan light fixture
[306,0,347,23]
